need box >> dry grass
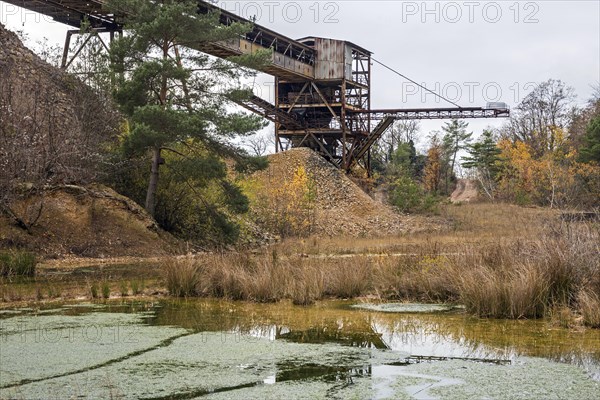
[273,203,557,256]
[452,221,598,319]
[164,253,377,304]
[578,289,600,328]
[164,203,599,325]
[0,249,37,277]
[549,305,579,329]
[165,258,201,297]
[455,261,550,319]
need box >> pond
[1,299,599,399]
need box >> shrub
[389,176,439,214]
[130,279,143,295]
[90,282,99,299]
[119,281,129,297]
[101,281,110,299]
[389,176,423,213]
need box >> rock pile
[248,148,443,237]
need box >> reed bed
[165,219,599,324]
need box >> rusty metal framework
[3,0,119,29]
[6,0,510,173]
[273,37,372,170]
[60,27,120,69]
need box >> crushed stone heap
[249,148,443,237]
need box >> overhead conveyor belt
[232,95,304,130]
[195,2,315,81]
[2,0,316,80]
[2,0,119,29]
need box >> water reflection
[148,299,600,380]
[3,298,599,381]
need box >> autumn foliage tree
[423,136,444,195]
[245,166,316,237]
[492,80,600,208]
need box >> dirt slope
[451,179,479,203]
[0,185,180,258]
[245,148,445,237]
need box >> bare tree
[376,120,420,164]
[243,132,272,156]
[502,79,576,156]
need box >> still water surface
[1,299,599,399]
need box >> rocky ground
[0,185,180,258]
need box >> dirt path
[451,179,479,203]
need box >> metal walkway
[232,95,304,130]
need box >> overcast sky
[1,0,598,148]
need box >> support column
[341,79,347,170]
[61,31,74,69]
[60,28,120,70]
[274,77,280,152]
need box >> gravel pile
[249,148,442,237]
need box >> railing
[365,107,510,120]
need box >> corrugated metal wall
[314,38,351,80]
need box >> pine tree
[578,115,600,164]
[107,0,269,216]
[442,119,472,193]
[389,140,420,178]
[462,130,502,199]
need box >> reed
[161,214,599,324]
[0,249,36,277]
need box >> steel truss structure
[5,0,509,173]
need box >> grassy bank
[0,260,164,304]
[166,204,600,327]
[2,203,598,328]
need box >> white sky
[1,0,599,150]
